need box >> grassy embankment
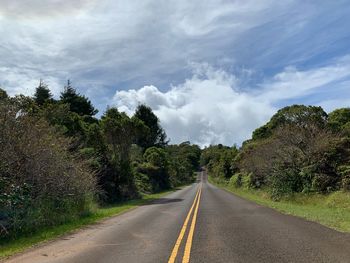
[0,189,178,259]
[209,177,350,233]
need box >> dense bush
[229,173,251,189]
[167,142,201,185]
[136,147,170,192]
[0,101,96,238]
[206,105,350,200]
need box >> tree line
[0,81,201,238]
[202,105,350,200]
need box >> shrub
[269,165,302,200]
[338,165,350,191]
[0,101,97,238]
[229,173,252,189]
[311,173,339,192]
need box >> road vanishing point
[4,172,350,263]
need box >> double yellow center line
[168,184,202,263]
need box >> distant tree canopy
[252,105,327,140]
[34,80,53,105]
[134,104,168,149]
[60,80,98,116]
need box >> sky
[1,0,350,147]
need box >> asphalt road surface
[4,172,350,263]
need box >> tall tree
[60,80,98,116]
[134,104,167,149]
[34,80,52,105]
[100,107,146,199]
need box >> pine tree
[60,80,98,116]
[34,80,52,105]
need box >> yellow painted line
[182,185,202,263]
[168,186,201,263]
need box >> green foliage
[166,142,201,186]
[338,165,350,191]
[252,105,327,141]
[0,88,8,100]
[328,108,350,135]
[270,165,302,200]
[134,142,200,192]
[201,145,239,179]
[0,81,200,244]
[60,80,98,116]
[33,80,53,105]
[143,147,170,191]
[100,108,145,200]
[40,103,86,138]
[229,173,251,189]
[0,100,96,238]
[251,124,271,140]
[134,104,167,149]
[207,104,350,201]
[135,143,200,193]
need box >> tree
[328,108,350,134]
[100,107,146,200]
[34,80,52,105]
[141,147,170,190]
[0,88,8,100]
[201,145,238,179]
[39,101,85,137]
[134,104,167,149]
[101,108,146,160]
[251,105,328,141]
[60,80,98,116]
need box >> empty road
[4,172,350,263]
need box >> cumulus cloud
[114,64,275,146]
[113,59,350,147]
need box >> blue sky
[1,0,350,146]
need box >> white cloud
[114,64,275,147]
[113,58,350,147]
[0,67,62,97]
[258,56,350,101]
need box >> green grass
[0,189,177,259]
[209,177,350,233]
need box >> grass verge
[0,189,178,260]
[209,177,350,233]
